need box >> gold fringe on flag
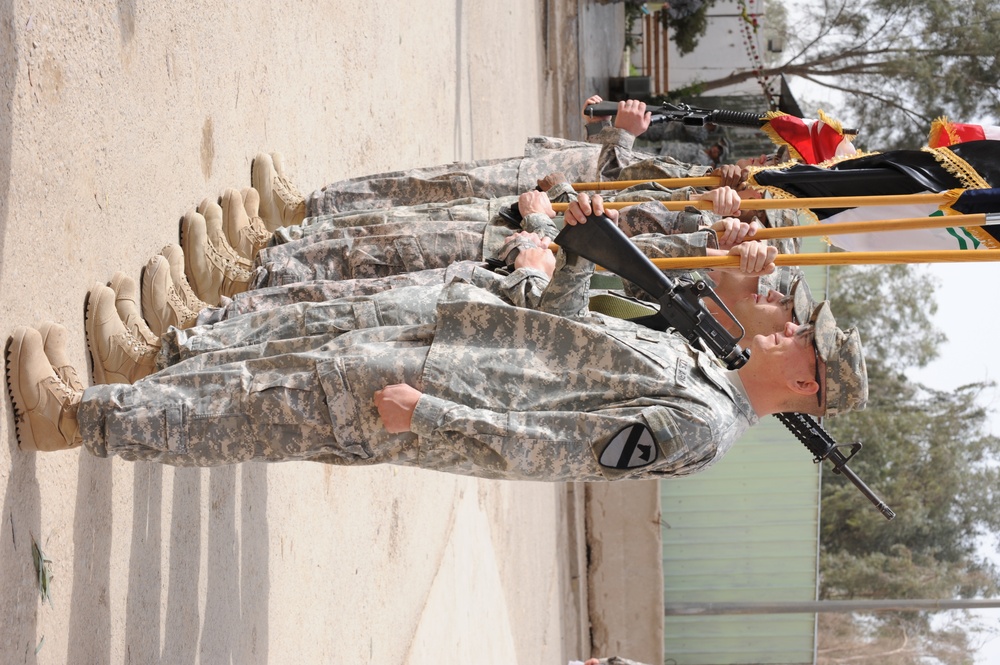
[928,117,961,148]
[758,111,805,162]
[923,146,1000,249]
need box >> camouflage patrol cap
[790,276,817,327]
[756,266,803,300]
[809,301,868,417]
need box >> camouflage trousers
[304,137,618,215]
[306,156,521,216]
[77,296,443,467]
[228,262,547,319]
[279,197,501,244]
[256,221,488,286]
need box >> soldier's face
[749,321,817,377]
[729,289,794,340]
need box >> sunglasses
[792,312,824,409]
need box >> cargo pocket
[315,357,379,461]
[347,236,426,279]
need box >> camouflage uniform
[306,129,713,215]
[256,200,712,287]
[76,247,757,480]
[228,261,551,318]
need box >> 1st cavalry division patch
[599,423,658,470]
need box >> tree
[815,264,1000,661]
[658,0,717,56]
[693,0,1000,149]
[817,611,976,665]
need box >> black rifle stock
[554,215,894,520]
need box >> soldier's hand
[712,164,745,189]
[582,94,609,123]
[518,190,556,218]
[514,244,556,278]
[374,384,422,433]
[537,172,569,192]
[694,186,741,216]
[711,217,760,250]
[504,230,549,249]
[613,99,651,137]
[563,193,619,226]
[728,240,777,274]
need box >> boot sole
[84,285,111,386]
[6,328,40,451]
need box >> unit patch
[599,423,658,470]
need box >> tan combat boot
[198,198,253,270]
[160,243,210,314]
[109,271,161,349]
[222,187,273,261]
[85,283,157,385]
[141,254,199,337]
[36,321,86,392]
[181,211,252,306]
[6,326,82,451]
[252,152,306,231]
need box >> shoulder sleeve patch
[599,423,659,470]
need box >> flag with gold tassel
[759,110,858,164]
[748,141,1000,251]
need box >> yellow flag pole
[546,214,993,253]
[572,176,722,191]
[749,213,988,240]
[647,249,1000,270]
[552,191,957,212]
[546,213,990,250]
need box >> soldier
[6,194,866,482]
[148,185,781,336]
[250,99,749,228]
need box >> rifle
[554,215,894,520]
[554,214,750,369]
[584,100,860,135]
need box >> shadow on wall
[0,6,39,662]
[0,0,16,279]
[64,462,271,663]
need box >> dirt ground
[0,1,604,662]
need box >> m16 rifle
[554,215,894,520]
[584,100,860,134]
[586,100,765,130]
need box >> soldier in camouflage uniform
[249,99,747,231]
[7,195,866,480]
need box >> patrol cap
[790,276,817,327]
[809,301,868,417]
[755,270,814,324]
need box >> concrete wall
[586,481,664,665]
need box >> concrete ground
[0,1,622,663]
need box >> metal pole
[665,598,1000,616]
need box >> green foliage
[826,264,944,371]
[817,263,1000,657]
[658,1,718,56]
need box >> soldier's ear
[788,377,819,397]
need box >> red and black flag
[748,141,1000,251]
